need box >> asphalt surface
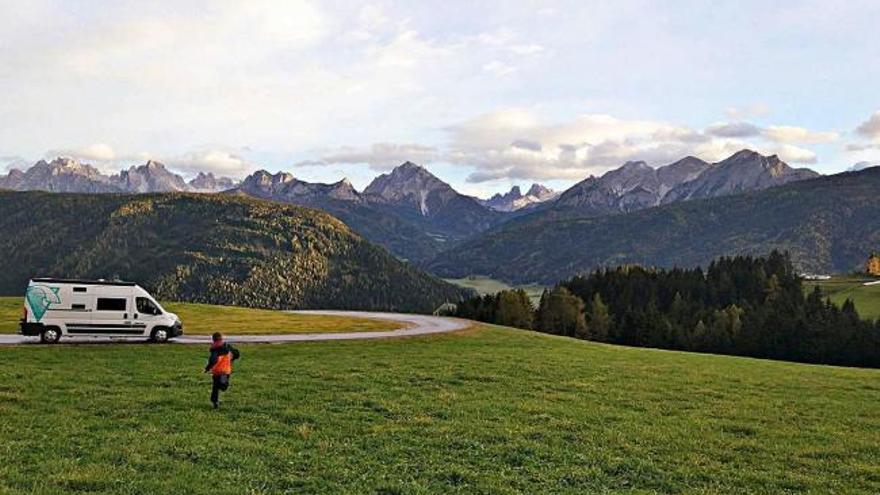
[0,311,469,345]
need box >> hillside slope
[429,168,880,284]
[0,191,469,312]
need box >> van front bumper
[170,322,183,337]
[19,320,44,336]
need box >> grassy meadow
[804,275,880,320]
[444,276,545,305]
[0,325,877,494]
[0,297,402,335]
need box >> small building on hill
[866,252,880,276]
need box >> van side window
[73,287,87,293]
[96,298,127,311]
[136,297,162,316]
[72,304,86,310]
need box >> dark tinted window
[73,287,87,293]
[96,298,126,311]
[136,297,161,315]
[72,304,86,310]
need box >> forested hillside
[430,168,880,284]
[0,191,469,312]
[455,253,880,368]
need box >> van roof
[30,278,137,287]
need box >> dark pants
[211,374,230,404]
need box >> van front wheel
[40,327,61,344]
[150,327,169,343]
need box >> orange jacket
[205,341,240,375]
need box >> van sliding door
[68,297,143,335]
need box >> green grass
[0,297,22,333]
[445,276,545,305]
[0,326,877,494]
[804,275,880,320]
[0,298,401,335]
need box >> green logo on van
[26,285,61,322]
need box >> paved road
[0,311,469,345]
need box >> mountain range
[481,183,558,211]
[0,191,469,311]
[228,162,503,262]
[531,150,818,222]
[428,167,880,284]
[0,158,236,193]
[229,150,819,263]
[2,149,827,273]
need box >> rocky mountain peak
[1,157,119,193]
[620,160,651,171]
[330,177,357,193]
[483,183,557,212]
[113,160,188,193]
[526,183,553,198]
[188,171,236,192]
[326,178,361,201]
[240,170,294,194]
[728,149,762,161]
[363,162,453,210]
[660,149,819,204]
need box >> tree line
[455,251,880,368]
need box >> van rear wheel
[40,327,61,344]
[150,327,169,343]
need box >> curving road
[0,311,470,345]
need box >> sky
[1,0,879,197]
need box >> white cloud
[846,142,880,152]
[299,108,828,183]
[301,143,440,171]
[856,111,880,139]
[849,161,878,171]
[0,155,28,174]
[3,2,875,188]
[769,144,817,164]
[472,29,545,57]
[763,125,838,144]
[443,109,825,182]
[724,104,770,120]
[844,111,880,162]
[706,122,762,138]
[707,122,838,144]
[47,143,118,162]
[483,61,517,76]
[165,150,254,177]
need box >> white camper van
[19,278,183,343]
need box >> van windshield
[136,297,163,316]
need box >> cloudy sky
[2,0,879,196]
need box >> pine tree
[495,289,534,329]
[587,293,611,342]
[535,287,585,337]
